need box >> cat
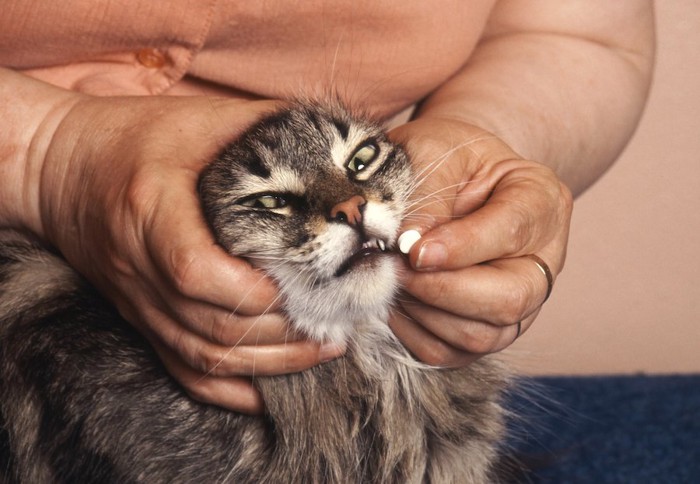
[0,102,509,483]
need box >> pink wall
[513,1,700,375]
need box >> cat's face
[200,104,412,344]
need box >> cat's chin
[272,256,399,346]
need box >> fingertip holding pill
[398,229,422,255]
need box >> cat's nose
[330,195,366,226]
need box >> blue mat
[504,375,700,483]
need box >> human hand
[34,95,344,413]
[388,117,573,366]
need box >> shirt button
[136,48,166,68]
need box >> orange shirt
[1,0,494,118]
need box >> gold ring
[527,254,554,303]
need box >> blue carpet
[504,375,700,483]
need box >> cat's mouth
[334,238,389,277]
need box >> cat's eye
[239,194,289,210]
[347,142,378,173]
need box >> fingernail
[319,342,346,362]
[415,241,447,270]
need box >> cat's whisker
[401,189,493,223]
[341,63,437,120]
[409,135,492,181]
[327,35,345,99]
[405,181,477,208]
[404,135,499,200]
[195,268,300,382]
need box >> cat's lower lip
[334,248,385,277]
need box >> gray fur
[0,103,509,483]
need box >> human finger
[388,311,479,368]
[139,306,345,377]
[102,243,297,349]
[407,162,572,271]
[157,297,299,347]
[151,339,265,415]
[144,179,282,315]
[401,255,556,326]
[397,294,537,355]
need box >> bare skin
[389,0,654,366]
[0,1,654,413]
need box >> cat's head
[199,103,412,344]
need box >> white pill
[398,229,422,255]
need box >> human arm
[389,0,655,364]
[0,67,343,413]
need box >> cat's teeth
[360,238,387,252]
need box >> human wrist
[0,68,83,239]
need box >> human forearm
[0,67,82,235]
[415,0,655,196]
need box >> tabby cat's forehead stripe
[332,118,350,140]
[242,144,272,179]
